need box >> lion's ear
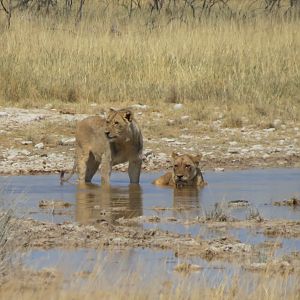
[124,110,133,122]
[172,152,179,160]
[191,154,202,166]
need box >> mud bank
[3,213,300,269]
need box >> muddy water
[23,248,238,289]
[1,168,300,224]
[1,168,300,291]
[22,247,299,294]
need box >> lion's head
[172,152,202,188]
[104,108,134,142]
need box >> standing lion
[61,108,143,184]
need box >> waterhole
[1,168,300,293]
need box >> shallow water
[2,168,300,291]
[21,246,299,294]
[1,168,300,224]
[23,247,238,289]
[1,169,300,251]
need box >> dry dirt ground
[0,104,299,175]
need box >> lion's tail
[60,162,76,184]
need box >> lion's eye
[185,164,191,168]
[174,164,178,168]
[114,121,119,125]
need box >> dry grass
[0,7,300,125]
[0,265,298,300]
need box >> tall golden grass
[0,264,298,300]
[0,8,300,123]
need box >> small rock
[59,137,76,146]
[228,200,249,207]
[228,148,240,154]
[173,141,186,145]
[180,134,193,139]
[166,119,175,125]
[19,150,31,156]
[174,103,183,110]
[21,141,33,145]
[252,144,263,150]
[130,104,148,110]
[214,167,225,172]
[34,143,44,150]
[44,103,53,109]
[229,141,238,146]
[161,138,175,142]
[181,115,190,121]
[264,128,276,132]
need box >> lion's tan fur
[61,108,143,184]
[152,152,206,188]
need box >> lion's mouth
[175,180,187,188]
[105,133,118,141]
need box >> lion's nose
[176,175,183,180]
[105,131,110,137]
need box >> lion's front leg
[100,152,112,185]
[128,158,142,184]
[76,147,88,183]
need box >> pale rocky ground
[0,104,299,175]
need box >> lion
[152,152,206,188]
[60,108,143,184]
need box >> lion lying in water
[152,152,206,188]
[61,108,143,184]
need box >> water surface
[1,168,299,224]
[2,169,299,293]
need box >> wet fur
[152,152,206,188]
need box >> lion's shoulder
[75,116,107,147]
[152,171,174,186]
[77,115,105,128]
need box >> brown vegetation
[0,1,300,125]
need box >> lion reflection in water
[75,183,143,225]
[169,186,203,219]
